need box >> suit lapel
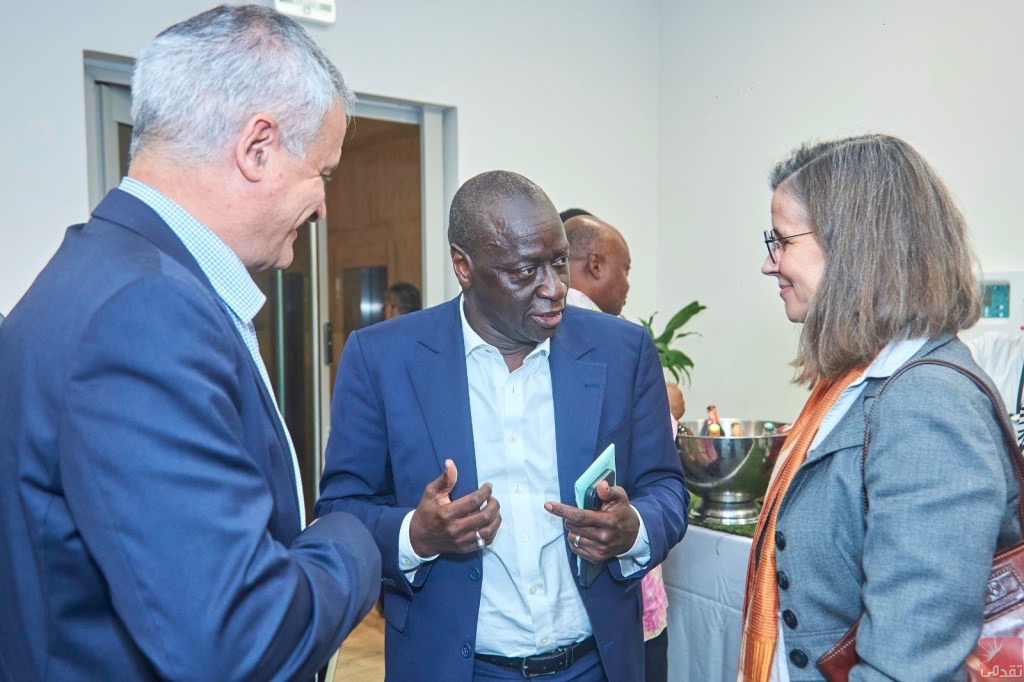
[407,300,480,498]
[549,311,607,505]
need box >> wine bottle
[703,404,721,436]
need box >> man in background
[560,208,632,317]
[0,6,379,679]
[318,171,688,681]
[561,207,671,681]
[382,281,422,319]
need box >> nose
[538,265,568,300]
[761,252,778,276]
[308,198,327,224]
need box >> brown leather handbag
[817,358,1024,682]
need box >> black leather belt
[474,635,597,678]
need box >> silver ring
[574,533,581,548]
[475,531,485,550]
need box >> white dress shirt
[396,298,653,657]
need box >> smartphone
[583,469,615,511]
[579,469,615,588]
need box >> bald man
[318,179,688,681]
[561,210,631,317]
[559,208,671,682]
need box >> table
[664,525,753,682]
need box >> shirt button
[777,570,790,590]
[520,534,529,543]
[515,484,523,494]
[508,432,517,443]
[789,649,808,668]
[402,558,413,567]
[775,530,787,550]
[461,643,473,658]
[782,610,798,629]
[529,585,538,595]
[540,637,549,646]
[469,568,481,581]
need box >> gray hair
[130,4,355,163]
[448,170,554,257]
[771,133,981,385]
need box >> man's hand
[544,481,639,562]
[409,459,501,556]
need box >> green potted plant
[638,300,706,384]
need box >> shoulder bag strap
[861,358,1024,532]
[1016,355,1024,416]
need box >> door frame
[84,51,134,210]
[314,95,458,466]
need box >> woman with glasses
[737,133,1020,681]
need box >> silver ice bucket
[676,419,788,525]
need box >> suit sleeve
[610,327,690,580]
[317,330,423,593]
[61,276,380,680]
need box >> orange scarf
[737,366,866,681]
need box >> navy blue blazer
[0,189,381,680]
[317,298,689,681]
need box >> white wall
[4,1,1023,425]
[0,0,662,319]
[658,1,1024,423]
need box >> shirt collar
[847,336,929,390]
[119,177,265,323]
[566,287,600,312]
[459,295,551,361]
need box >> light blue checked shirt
[118,178,305,528]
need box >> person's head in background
[560,209,632,316]
[128,4,354,272]
[383,282,422,320]
[763,133,980,386]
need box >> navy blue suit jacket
[0,190,381,680]
[316,298,688,681]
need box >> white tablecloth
[664,525,753,682]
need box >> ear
[451,245,473,289]
[585,251,604,280]
[235,113,278,183]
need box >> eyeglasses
[763,229,814,264]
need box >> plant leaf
[637,300,704,385]
[663,349,693,370]
[662,301,707,336]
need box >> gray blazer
[773,335,1020,680]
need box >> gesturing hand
[409,459,502,557]
[544,481,640,562]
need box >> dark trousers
[644,628,669,682]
